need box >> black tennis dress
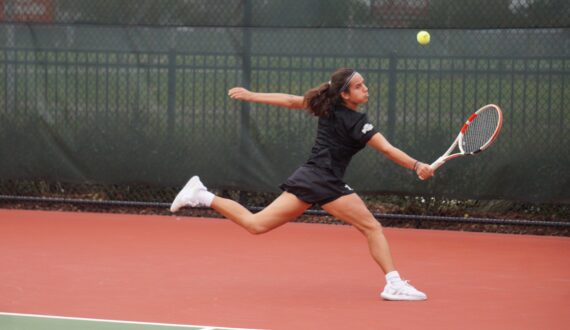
[280,105,377,205]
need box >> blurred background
[0,0,568,233]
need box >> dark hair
[303,68,356,117]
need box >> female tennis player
[171,68,434,301]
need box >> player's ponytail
[304,68,356,117]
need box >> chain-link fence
[1,1,569,209]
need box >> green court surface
[0,313,256,330]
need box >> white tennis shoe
[380,280,427,301]
[170,176,208,212]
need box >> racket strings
[462,107,500,153]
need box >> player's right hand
[416,162,434,180]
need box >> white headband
[339,71,357,93]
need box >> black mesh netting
[1,1,569,228]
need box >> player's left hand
[416,162,434,180]
[228,87,253,101]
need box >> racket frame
[430,104,503,170]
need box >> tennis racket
[431,104,503,170]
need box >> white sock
[385,271,403,285]
[198,190,215,207]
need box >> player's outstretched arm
[228,87,304,110]
[367,133,434,180]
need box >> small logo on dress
[361,123,374,134]
[344,184,353,191]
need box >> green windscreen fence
[0,0,569,203]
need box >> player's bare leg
[321,193,395,273]
[321,193,427,301]
[211,192,310,234]
[170,176,309,234]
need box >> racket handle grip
[430,157,446,171]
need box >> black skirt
[279,165,355,206]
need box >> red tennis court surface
[1,209,569,329]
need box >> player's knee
[356,218,383,236]
[245,222,271,235]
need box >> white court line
[0,312,260,330]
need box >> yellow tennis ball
[417,30,430,45]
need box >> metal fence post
[6,26,15,114]
[240,0,252,147]
[239,0,252,201]
[167,48,176,136]
[387,51,398,142]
